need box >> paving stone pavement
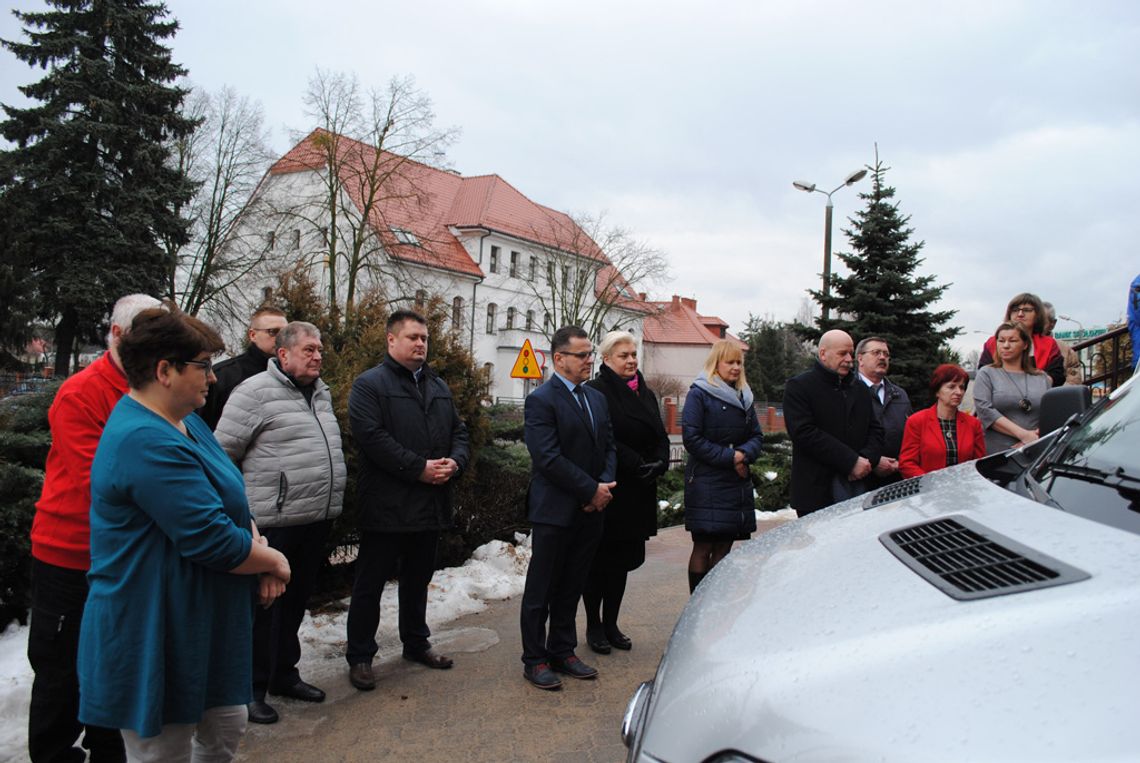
[235,522,784,762]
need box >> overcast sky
[2,0,1137,356]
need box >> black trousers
[345,530,439,665]
[519,514,604,666]
[252,520,331,699]
[27,558,124,763]
[583,538,645,633]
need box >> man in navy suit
[520,326,617,690]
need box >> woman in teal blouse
[78,305,291,761]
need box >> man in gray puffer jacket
[214,321,347,725]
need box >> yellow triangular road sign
[510,338,544,379]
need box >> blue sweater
[78,396,255,737]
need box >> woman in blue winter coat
[682,339,764,593]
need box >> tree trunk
[53,308,78,377]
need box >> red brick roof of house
[269,129,611,279]
[642,295,747,349]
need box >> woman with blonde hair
[582,331,669,653]
[681,339,763,592]
[974,321,1051,453]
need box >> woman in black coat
[582,331,670,654]
[682,339,764,593]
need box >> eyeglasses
[862,349,890,358]
[177,358,214,374]
[560,350,595,359]
[252,327,282,336]
[1011,305,1036,315]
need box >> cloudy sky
[2,0,1137,356]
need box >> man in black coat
[855,336,911,488]
[784,329,884,515]
[197,306,286,429]
[519,326,617,690]
[344,310,470,691]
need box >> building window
[529,256,538,281]
[391,226,419,246]
[486,303,497,334]
[266,231,276,250]
[506,307,516,330]
[544,312,552,333]
[291,229,301,249]
[489,245,500,274]
[483,362,494,382]
[320,226,329,246]
[547,261,555,283]
[262,286,274,301]
[509,251,519,278]
[562,265,571,287]
[525,310,534,331]
[452,296,464,329]
[414,289,426,309]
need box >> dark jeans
[27,558,125,763]
[345,530,439,665]
[253,521,331,699]
[520,515,604,666]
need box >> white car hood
[640,462,1140,762]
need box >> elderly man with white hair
[28,293,161,763]
[783,329,885,516]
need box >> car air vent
[863,476,923,509]
[880,515,1089,600]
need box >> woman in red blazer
[899,364,987,478]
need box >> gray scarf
[692,372,754,410]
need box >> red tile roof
[269,129,611,279]
[642,295,747,349]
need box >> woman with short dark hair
[898,364,986,478]
[78,306,290,762]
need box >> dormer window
[391,227,419,246]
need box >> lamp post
[793,168,868,322]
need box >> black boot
[688,570,706,594]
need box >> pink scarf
[626,375,639,392]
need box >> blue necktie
[573,386,594,433]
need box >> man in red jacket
[27,293,160,763]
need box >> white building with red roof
[641,295,749,394]
[225,129,651,399]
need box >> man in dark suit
[520,325,617,690]
[784,329,884,515]
[855,336,911,488]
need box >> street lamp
[793,168,868,321]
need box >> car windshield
[1032,380,1140,533]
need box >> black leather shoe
[349,663,376,691]
[607,628,632,651]
[587,630,612,654]
[402,648,454,669]
[523,662,562,690]
[550,654,598,679]
[247,700,278,724]
[269,680,326,703]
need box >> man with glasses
[344,310,470,691]
[198,306,287,428]
[856,337,911,487]
[519,326,617,690]
[214,321,347,724]
[28,293,160,762]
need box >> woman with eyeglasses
[977,293,1064,387]
[682,339,764,592]
[898,364,987,478]
[78,305,291,761]
[973,322,1051,454]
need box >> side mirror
[1039,385,1092,435]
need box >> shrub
[0,383,57,628]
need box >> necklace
[999,367,1033,413]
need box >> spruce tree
[807,156,961,405]
[0,0,198,374]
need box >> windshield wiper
[1047,463,1140,489]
